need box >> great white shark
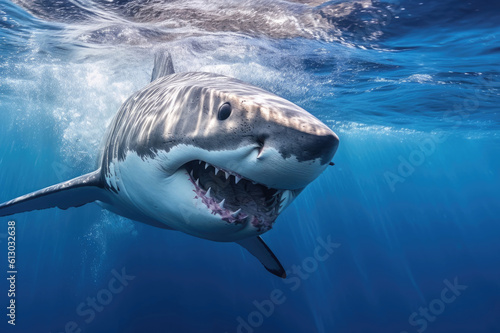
[0,53,339,278]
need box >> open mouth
[183,160,286,232]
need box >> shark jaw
[183,160,293,232]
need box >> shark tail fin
[151,50,175,82]
[237,236,286,278]
[0,170,106,217]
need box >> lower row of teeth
[190,161,285,218]
[204,185,284,218]
[204,186,243,218]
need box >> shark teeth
[186,160,285,228]
[266,197,276,204]
[191,160,249,187]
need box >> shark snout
[246,125,339,190]
[255,127,339,165]
[296,131,339,164]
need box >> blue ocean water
[0,0,499,332]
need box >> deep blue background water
[0,0,499,332]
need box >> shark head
[102,72,338,242]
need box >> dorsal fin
[151,51,175,82]
[0,170,107,217]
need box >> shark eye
[218,102,232,121]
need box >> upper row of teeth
[198,160,244,184]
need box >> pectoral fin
[0,170,106,217]
[237,236,286,278]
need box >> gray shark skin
[0,53,339,278]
